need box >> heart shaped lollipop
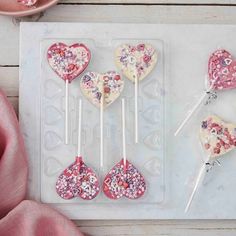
[56,156,100,200]
[47,42,91,144]
[115,43,157,143]
[200,115,236,158]
[103,99,146,200]
[47,43,91,83]
[208,49,236,90]
[103,158,146,200]
[115,43,158,82]
[185,115,236,212]
[56,100,100,200]
[80,71,124,108]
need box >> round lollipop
[175,49,236,136]
[103,98,146,200]
[56,99,100,200]
[47,42,91,144]
[185,115,236,212]
[80,71,124,169]
[115,43,158,143]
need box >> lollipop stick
[100,90,104,169]
[65,79,69,144]
[77,99,82,157]
[185,164,206,212]
[174,92,208,137]
[185,157,210,212]
[134,75,139,143]
[122,98,127,171]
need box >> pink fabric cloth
[0,90,84,236]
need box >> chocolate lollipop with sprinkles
[55,99,100,200]
[185,115,236,212]
[103,98,146,200]
[80,71,124,169]
[115,43,158,143]
[47,42,91,144]
[175,49,236,136]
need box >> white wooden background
[1,1,236,235]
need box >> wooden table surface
[1,1,236,235]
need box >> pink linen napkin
[0,90,84,236]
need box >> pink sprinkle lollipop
[47,42,91,144]
[56,99,100,200]
[175,49,236,136]
[103,99,146,200]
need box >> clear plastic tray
[40,38,166,205]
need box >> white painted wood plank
[61,0,236,4]
[1,4,236,65]
[75,220,236,236]
[0,67,19,96]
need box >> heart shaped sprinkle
[115,43,158,82]
[80,71,124,108]
[103,159,146,200]
[208,49,236,90]
[47,43,91,83]
[56,157,100,200]
[17,0,37,6]
[200,115,236,158]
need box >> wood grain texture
[60,0,236,5]
[1,2,236,235]
[2,5,236,65]
[75,220,236,236]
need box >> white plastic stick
[134,75,139,143]
[100,90,104,169]
[174,81,216,137]
[122,98,127,169]
[185,164,206,212]
[174,92,207,136]
[185,155,211,213]
[77,99,82,157]
[65,79,69,144]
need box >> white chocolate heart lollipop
[200,115,236,158]
[185,115,236,212]
[80,71,124,108]
[80,71,124,169]
[115,43,158,143]
[115,43,158,82]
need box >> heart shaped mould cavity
[80,71,124,108]
[56,157,100,200]
[47,42,91,82]
[208,49,236,90]
[115,43,158,82]
[200,115,236,158]
[103,159,146,200]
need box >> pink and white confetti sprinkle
[47,42,91,83]
[103,159,146,200]
[208,49,236,90]
[56,157,100,200]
